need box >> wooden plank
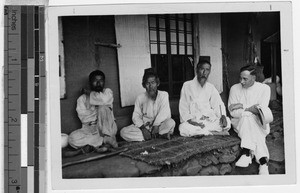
[62,148,128,168]
[115,15,151,107]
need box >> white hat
[257,106,274,128]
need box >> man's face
[145,76,159,98]
[197,63,211,83]
[91,75,105,92]
[240,70,255,88]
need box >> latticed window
[148,14,194,98]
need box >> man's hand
[151,126,159,139]
[187,119,205,128]
[229,103,243,111]
[245,104,259,115]
[140,125,152,141]
[219,115,228,128]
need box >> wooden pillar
[271,43,277,83]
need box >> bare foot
[95,146,108,153]
[103,136,118,148]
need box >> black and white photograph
[46,1,296,191]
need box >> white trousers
[232,113,269,162]
[68,106,118,149]
[179,117,231,137]
[120,118,175,142]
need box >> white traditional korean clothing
[120,91,175,141]
[179,77,231,137]
[68,88,117,149]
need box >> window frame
[148,14,194,98]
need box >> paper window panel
[160,31,166,41]
[151,44,158,54]
[179,45,185,55]
[160,44,167,54]
[187,46,193,55]
[159,18,166,29]
[150,30,157,41]
[179,33,185,43]
[171,32,177,42]
[179,21,184,30]
[186,22,192,32]
[170,20,176,30]
[187,34,192,43]
[171,45,177,55]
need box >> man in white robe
[68,70,118,150]
[120,69,175,141]
[179,60,231,137]
[228,65,273,175]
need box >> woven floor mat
[120,135,240,166]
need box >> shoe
[259,164,269,175]
[235,154,252,167]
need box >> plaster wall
[197,13,223,93]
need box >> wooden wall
[60,16,133,134]
[221,12,280,105]
[221,12,280,87]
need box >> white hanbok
[120,91,175,141]
[179,77,231,137]
[68,88,118,149]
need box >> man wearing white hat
[228,65,273,175]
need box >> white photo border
[46,1,295,190]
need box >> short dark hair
[89,70,105,83]
[240,65,256,76]
[196,60,211,72]
[142,68,159,87]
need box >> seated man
[228,65,273,175]
[120,68,175,141]
[68,70,118,152]
[179,60,230,137]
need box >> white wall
[197,14,223,93]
